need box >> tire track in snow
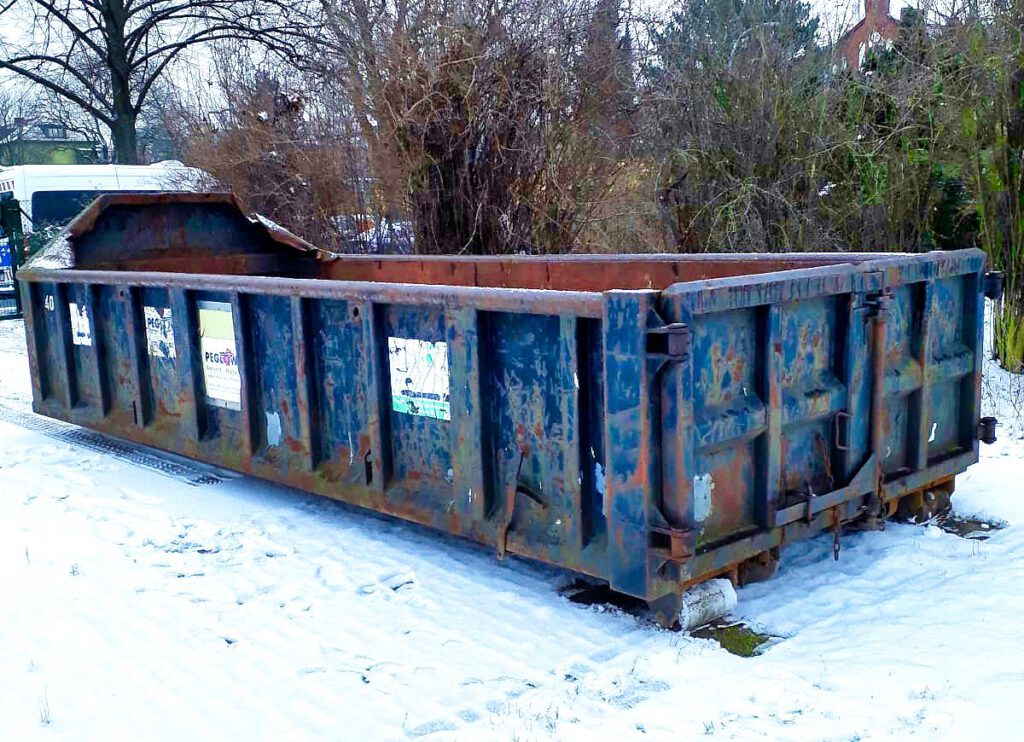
[0,402,225,486]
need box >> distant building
[835,0,900,71]
[0,119,104,166]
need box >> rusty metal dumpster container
[16,193,999,625]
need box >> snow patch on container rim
[22,226,75,270]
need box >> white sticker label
[68,302,92,346]
[198,301,241,410]
[144,306,176,359]
[388,337,450,421]
[693,473,715,523]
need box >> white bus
[0,162,209,232]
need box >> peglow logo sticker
[204,349,237,366]
[144,306,176,359]
[198,300,241,410]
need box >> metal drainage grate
[0,403,223,486]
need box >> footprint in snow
[315,563,351,590]
[358,568,417,596]
[404,719,458,738]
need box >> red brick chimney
[864,0,890,16]
[835,0,900,70]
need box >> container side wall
[141,287,183,435]
[24,282,56,405]
[15,247,988,608]
[927,275,972,460]
[65,283,104,414]
[579,318,608,549]
[93,284,140,430]
[446,307,489,531]
[483,312,601,568]
[249,294,306,473]
[689,308,762,545]
[777,295,847,500]
[313,299,371,485]
[603,291,660,598]
[881,284,916,477]
[880,271,979,480]
[382,304,455,522]
[191,290,248,467]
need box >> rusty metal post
[760,304,783,527]
[869,291,890,500]
[911,282,934,471]
[603,290,661,600]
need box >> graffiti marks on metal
[388,337,451,421]
[198,301,241,410]
[144,306,176,359]
[68,302,92,346]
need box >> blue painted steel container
[16,194,996,624]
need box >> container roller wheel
[648,578,738,632]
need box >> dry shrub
[316,0,642,254]
[171,51,372,250]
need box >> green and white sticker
[387,337,450,421]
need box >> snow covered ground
[1,317,1023,741]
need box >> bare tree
[36,83,113,162]
[0,85,41,165]
[0,0,302,163]
[310,0,641,254]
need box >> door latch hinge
[834,410,852,451]
[864,291,891,318]
[646,323,690,362]
[649,523,693,562]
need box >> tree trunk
[110,111,139,164]
[102,0,138,164]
